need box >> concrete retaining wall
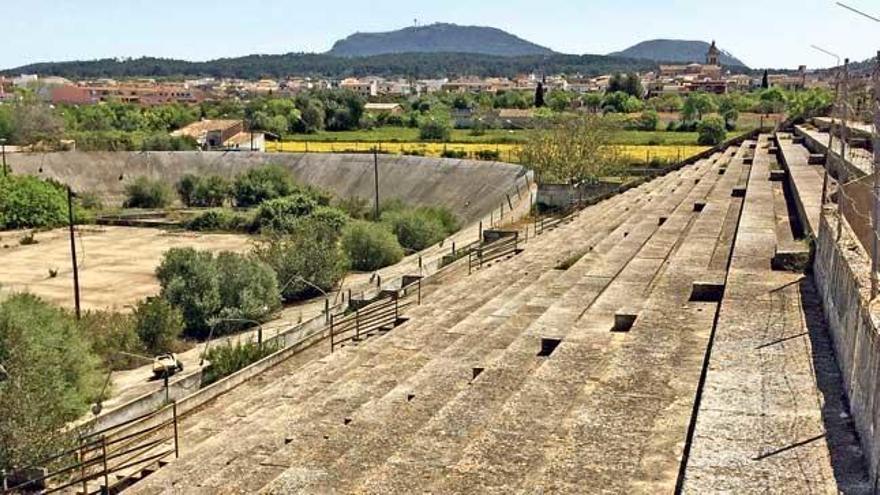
[813,214,880,486]
[7,151,528,225]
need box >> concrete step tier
[123,149,746,494]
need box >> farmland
[268,140,709,165]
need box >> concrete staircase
[120,137,870,494]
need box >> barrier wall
[8,151,529,225]
[813,214,880,486]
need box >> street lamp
[810,44,842,206]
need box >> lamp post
[810,45,841,206]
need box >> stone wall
[813,213,880,486]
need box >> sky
[5,0,880,71]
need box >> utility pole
[838,58,850,241]
[373,147,380,221]
[1,138,6,176]
[872,50,880,299]
[811,44,841,206]
[67,187,81,320]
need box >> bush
[697,116,727,146]
[254,227,349,302]
[342,220,405,271]
[474,149,500,161]
[156,248,279,337]
[0,294,102,471]
[419,116,451,141]
[232,165,297,207]
[381,209,447,252]
[0,175,69,229]
[201,340,279,385]
[441,149,467,159]
[177,174,231,207]
[124,176,173,208]
[78,310,144,370]
[627,110,659,131]
[186,209,253,232]
[253,193,318,233]
[133,297,184,355]
[417,206,460,234]
[335,196,372,220]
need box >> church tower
[706,40,720,66]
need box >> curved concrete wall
[8,151,531,224]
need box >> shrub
[342,220,405,271]
[186,209,253,232]
[419,116,451,141]
[133,297,184,355]
[233,165,297,207]
[254,227,349,302]
[697,116,727,146]
[296,206,349,242]
[381,209,447,252]
[0,174,68,229]
[0,294,102,471]
[417,206,460,234]
[78,310,144,370]
[441,149,467,159]
[156,248,280,337]
[123,176,173,208]
[77,191,104,211]
[474,149,500,161]
[201,340,279,385]
[335,196,372,220]
[627,110,659,131]
[253,193,319,233]
[177,174,231,207]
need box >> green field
[283,127,704,146]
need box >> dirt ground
[0,226,251,311]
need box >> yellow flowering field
[267,141,708,165]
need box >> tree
[622,73,644,98]
[761,69,770,89]
[697,116,727,145]
[534,82,545,108]
[628,110,659,131]
[0,294,102,472]
[718,96,740,130]
[156,248,221,337]
[0,174,69,229]
[253,226,349,302]
[134,297,184,354]
[757,87,787,114]
[602,91,643,113]
[381,209,448,252]
[9,99,64,145]
[581,93,604,113]
[682,92,717,121]
[519,114,624,185]
[547,90,573,112]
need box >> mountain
[327,23,555,58]
[3,53,656,80]
[609,39,748,68]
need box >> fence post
[355,308,361,341]
[394,297,399,321]
[330,314,335,352]
[418,255,422,275]
[468,252,473,275]
[324,298,330,324]
[507,193,513,210]
[417,278,421,305]
[173,401,180,458]
[101,435,109,492]
[452,241,456,256]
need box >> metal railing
[2,405,179,494]
[468,232,521,274]
[329,278,421,352]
